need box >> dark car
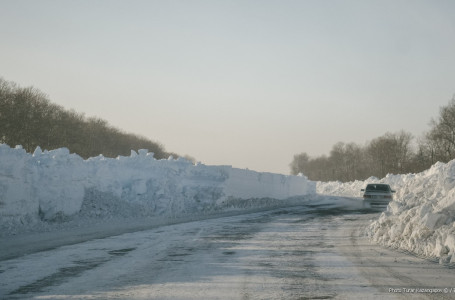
[361,183,395,209]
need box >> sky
[1,0,455,174]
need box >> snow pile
[0,144,315,234]
[317,161,455,264]
[316,177,381,198]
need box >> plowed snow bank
[317,161,455,264]
[0,144,315,236]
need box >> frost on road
[2,205,454,300]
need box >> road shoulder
[331,214,455,299]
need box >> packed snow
[0,144,315,236]
[317,160,455,264]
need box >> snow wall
[318,161,455,264]
[0,144,315,229]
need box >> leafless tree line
[0,77,176,159]
[290,97,455,181]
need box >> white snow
[0,144,315,236]
[3,142,455,265]
[317,160,455,264]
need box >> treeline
[0,77,176,159]
[290,97,455,182]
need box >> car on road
[361,183,395,209]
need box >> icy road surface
[1,203,455,299]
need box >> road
[1,202,455,299]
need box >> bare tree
[289,152,310,175]
[366,131,413,177]
[291,132,415,181]
[426,97,455,162]
[0,77,172,159]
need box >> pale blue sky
[1,0,454,174]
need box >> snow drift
[0,144,315,234]
[317,161,455,264]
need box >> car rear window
[365,184,391,192]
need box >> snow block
[0,144,38,220]
[32,148,87,220]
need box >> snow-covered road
[1,202,455,300]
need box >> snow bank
[0,144,315,234]
[316,176,381,198]
[317,161,455,264]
